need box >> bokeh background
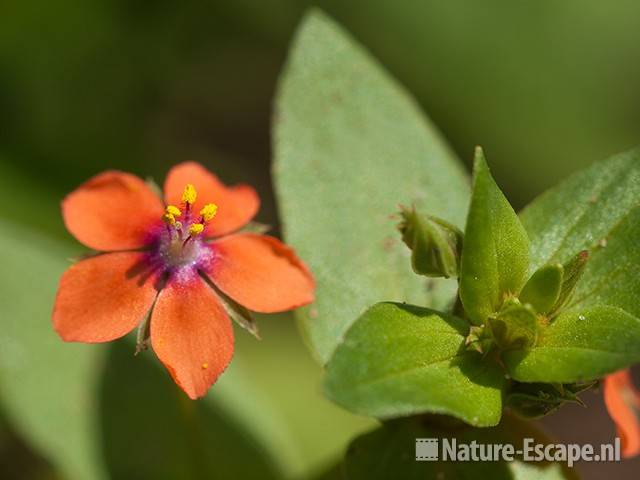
[1,1,639,479]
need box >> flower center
[157,183,218,269]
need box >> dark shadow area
[125,254,165,290]
[0,413,61,480]
[343,414,578,480]
[98,339,282,480]
[539,368,640,480]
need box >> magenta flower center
[146,184,218,283]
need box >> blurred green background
[1,1,639,479]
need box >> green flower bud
[397,206,463,278]
[464,324,495,355]
[487,301,538,350]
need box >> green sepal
[487,301,538,350]
[240,221,272,235]
[550,250,589,315]
[201,273,260,339]
[398,205,463,278]
[144,176,163,197]
[520,264,563,315]
[464,324,495,355]
[506,381,597,419]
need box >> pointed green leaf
[343,415,577,480]
[460,148,530,325]
[273,10,469,364]
[324,303,505,427]
[504,306,640,383]
[521,148,640,319]
[520,264,563,314]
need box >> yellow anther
[188,223,204,236]
[166,205,182,217]
[162,213,176,225]
[182,184,197,205]
[201,363,209,370]
[200,203,218,222]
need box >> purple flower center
[144,195,218,285]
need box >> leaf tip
[473,145,487,169]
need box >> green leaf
[488,302,538,350]
[0,220,106,480]
[398,206,463,278]
[324,302,505,427]
[459,148,530,325]
[343,415,577,480]
[520,264,563,314]
[520,148,640,319]
[273,9,469,364]
[504,305,640,383]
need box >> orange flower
[604,369,640,457]
[52,162,315,399]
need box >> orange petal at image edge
[53,252,158,342]
[62,171,165,251]
[151,276,234,399]
[163,161,259,237]
[604,369,640,457]
[205,233,315,313]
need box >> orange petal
[163,162,259,237]
[151,277,234,399]
[62,171,164,251]
[604,369,640,457]
[206,233,315,313]
[53,252,159,342]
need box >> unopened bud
[398,206,463,278]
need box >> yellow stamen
[202,363,209,370]
[182,184,197,205]
[188,223,204,236]
[200,203,218,222]
[162,213,176,225]
[166,205,182,217]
